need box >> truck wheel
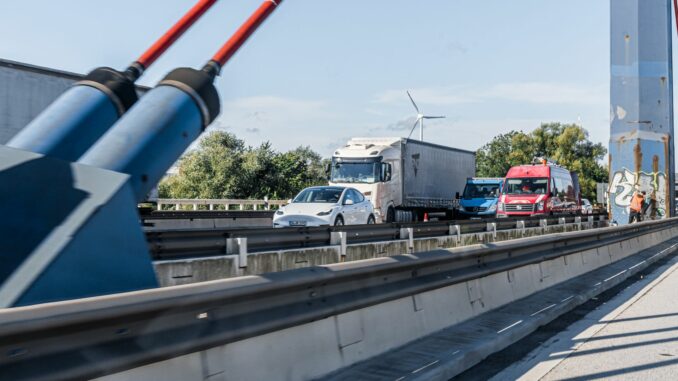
[367,215,376,224]
[334,216,344,226]
[386,207,395,223]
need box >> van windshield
[463,184,500,199]
[504,178,548,195]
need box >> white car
[273,186,375,227]
[581,198,593,215]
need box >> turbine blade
[406,91,420,113]
[406,117,420,139]
[423,116,446,119]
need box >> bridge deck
[493,249,678,380]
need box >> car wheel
[367,215,375,224]
[334,216,344,226]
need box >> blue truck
[458,177,504,218]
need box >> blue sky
[0,1,620,157]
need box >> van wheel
[367,215,376,224]
[334,216,344,226]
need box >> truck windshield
[463,184,500,199]
[293,188,343,203]
[504,178,549,195]
[330,162,379,183]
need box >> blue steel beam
[609,0,675,223]
[5,0,217,162]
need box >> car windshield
[292,188,343,203]
[463,184,500,199]
[330,162,379,183]
[504,178,548,195]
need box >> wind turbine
[406,90,445,141]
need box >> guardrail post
[558,217,566,225]
[330,232,347,260]
[540,219,548,229]
[486,222,497,239]
[400,227,414,253]
[237,237,248,268]
[574,216,582,230]
[448,224,461,242]
[174,203,180,211]
[193,203,198,211]
[517,220,526,235]
[239,204,244,211]
[157,201,164,210]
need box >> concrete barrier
[110,222,678,381]
[155,221,606,286]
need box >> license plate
[289,221,307,226]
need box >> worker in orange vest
[628,191,646,223]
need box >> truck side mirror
[381,163,392,182]
[455,192,460,200]
[324,163,331,176]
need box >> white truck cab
[328,138,401,223]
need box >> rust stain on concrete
[633,141,642,185]
[662,134,671,216]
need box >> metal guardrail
[142,210,276,220]
[147,213,607,260]
[0,218,675,380]
[156,198,287,211]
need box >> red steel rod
[135,0,218,71]
[210,0,282,67]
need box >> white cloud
[374,82,607,107]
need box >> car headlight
[275,210,284,215]
[488,204,497,212]
[317,209,333,216]
[536,201,544,211]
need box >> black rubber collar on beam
[159,68,220,128]
[79,67,139,116]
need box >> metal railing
[156,198,287,211]
[1,217,675,380]
[147,213,607,260]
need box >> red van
[497,161,581,217]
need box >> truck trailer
[329,137,475,222]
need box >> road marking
[604,269,627,282]
[628,260,647,270]
[530,303,557,317]
[560,295,575,303]
[411,360,439,374]
[497,320,523,334]
[395,377,406,381]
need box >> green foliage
[476,123,608,200]
[158,131,328,200]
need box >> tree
[475,123,608,200]
[158,131,328,200]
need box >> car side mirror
[287,199,293,205]
[344,199,354,206]
[455,192,460,200]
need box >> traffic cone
[423,212,429,222]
